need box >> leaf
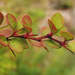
[45,39,61,49]
[60,31,74,41]
[9,40,23,53]
[0,29,13,37]
[22,24,32,34]
[0,12,4,25]
[21,15,32,27]
[8,37,29,49]
[41,26,51,36]
[48,19,57,34]
[21,15,32,34]
[0,16,8,28]
[28,39,42,47]
[6,13,17,30]
[55,26,67,36]
[0,35,8,47]
[17,14,25,31]
[14,28,26,36]
[51,13,64,29]
[68,41,75,54]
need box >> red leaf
[28,39,42,47]
[0,12,4,25]
[21,15,32,27]
[0,29,13,37]
[48,19,57,34]
[0,16,8,28]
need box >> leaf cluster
[0,12,75,56]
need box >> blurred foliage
[57,0,73,9]
[0,0,75,75]
[50,0,73,9]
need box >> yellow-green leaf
[0,35,8,47]
[45,39,61,49]
[6,13,17,30]
[68,41,75,54]
[60,31,74,41]
[9,40,23,53]
[55,26,67,36]
[17,14,25,31]
[16,28,26,36]
[41,26,51,36]
[9,37,29,49]
[51,13,64,29]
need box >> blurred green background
[0,0,75,75]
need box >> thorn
[43,45,49,52]
[10,49,16,57]
[40,41,49,52]
[63,45,75,55]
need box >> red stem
[27,35,48,41]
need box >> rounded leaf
[0,35,8,47]
[9,40,23,53]
[51,13,64,29]
[41,26,51,36]
[22,24,32,34]
[17,14,25,31]
[60,31,74,41]
[0,12,4,25]
[0,16,8,28]
[0,29,13,37]
[68,41,75,54]
[8,37,29,49]
[55,26,67,36]
[6,13,17,30]
[21,15,32,27]
[48,19,57,34]
[14,28,26,36]
[45,39,61,49]
[28,39,42,47]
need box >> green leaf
[41,26,51,36]
[60,31,74,41]
[45,39,61,49]
[17,14,25,31]
[9,37,29,49]
[0,16,8,28]
[6,13,17,30]
[28,39,42,47]
[21,15,32,27]
[55,26,67,36]
[9,40,23,53]
[68,41,75,54]
[21,15,32,34]
[15,28,26,36]
[0,12,4,25]
[0,35,8,47]
[48,19,57,34]
[23,26,32,34]
[51,13,64,29]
